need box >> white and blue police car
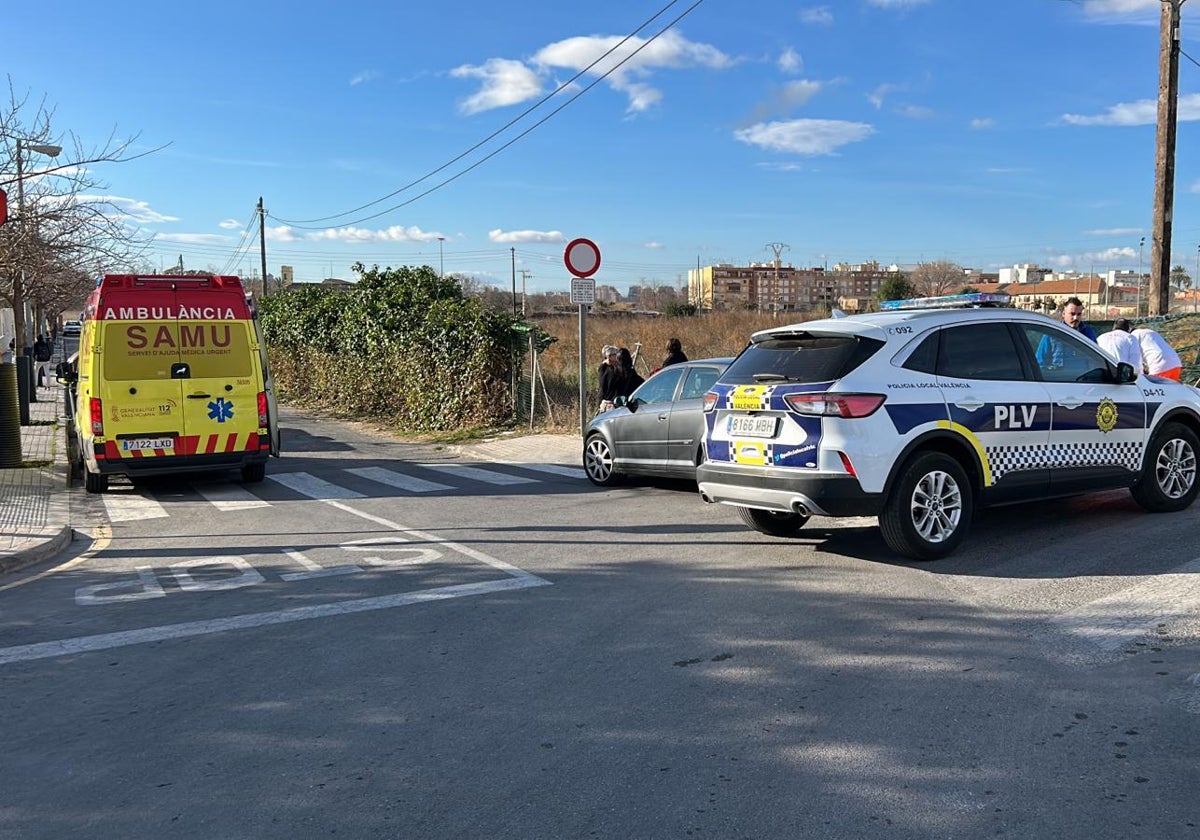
[696,293,1200,560]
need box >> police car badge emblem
[1096,397,1119,433]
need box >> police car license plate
[728,415,777,438]
[121,438,175,452]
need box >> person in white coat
[1097,318,1142,371]
[1132,326,1183,381]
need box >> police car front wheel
[881,451,974,561]
[736,506,810,537]
[1131,422,1200,513]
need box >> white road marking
[102,493,169,522]
[347,466,452,493]
[279,548,362,582]
[491,461,586,480]
[1,578,548,665]
[417,463,537,486]
[267,471,365,500]
[1050,557,1200,651]
[194,484,271,510]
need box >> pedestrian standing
[661,337,688,369]
[1132,326,1183,381]
[1097,318,1142,370]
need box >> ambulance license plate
[121,438,175,452]
[728,415,777,438]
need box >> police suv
[696,293,1200,560]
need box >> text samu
[125,325,234,349]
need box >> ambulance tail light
[784,393,886,418]
[257,391,269,428]
[89,398,104,436]
[702,393,718,412]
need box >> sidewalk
[0,368,74,575]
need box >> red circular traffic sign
[564,238,601,278]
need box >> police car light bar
[880,292,1012,311]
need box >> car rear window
[719,334,885,385]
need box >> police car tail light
[257,391,269,428]
[702,393,718,412]
[837,451,858,477]
[784,393,885,418]
[89,397,104,436]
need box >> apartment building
[687,262,893,313]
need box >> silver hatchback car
[584,357,733,486]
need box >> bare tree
[1,80,155,351]
[909,260,966,297]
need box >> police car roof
[750,302,1058,344]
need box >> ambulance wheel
[241,461,266,483]
[584,435,622,487]
[1131,422,1200,512]
[736,506,809,537]
[881,451,972,561]
[84,469,108,494]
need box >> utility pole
[1150,0,1186,316]
[258,197,268,295]
[519,270,534,315]
[764,242,789,318]
[511,247,518,316]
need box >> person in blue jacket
[1036,296,1098,370]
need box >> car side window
[1020,325,1111,383]
[902,333,938,374]
[680,366,721,400]
[633,367,684,404]
[936,324,1025,380]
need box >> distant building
[687,261,893,313]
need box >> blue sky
[7,0,1200,293]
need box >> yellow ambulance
[62,273,280,493]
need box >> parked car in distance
[584,357,733,486]
[62,319,83,336]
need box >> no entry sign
[564,238,601,278]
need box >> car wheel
[880,451,972,560]
[241,461,266,483]
[584,435,622,486]
[84,468,108,494]
[736,505,809,536]
[1131,422,1200,512]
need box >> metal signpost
[564,239,601,437]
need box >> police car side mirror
[1115,362,1137,384]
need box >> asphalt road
[1,407,1199,839]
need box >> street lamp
[437,236,445,278]
[12,139,62,355]
[1137,236,1145,318]
[1194,244,1199,314]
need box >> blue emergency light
[880,292,1012,311]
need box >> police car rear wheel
[1132,422,1200,512]
[584,435,622,487]
[736,506,809,537]
[881,451,972,561]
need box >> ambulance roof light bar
[880,292,1012,311]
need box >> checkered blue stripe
[986,441,1142,480]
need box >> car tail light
[257,391,269,428]
[702,393,718,412]
[89,397,104,436]
[784,393,885,418]
[837,451,858,477]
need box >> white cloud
[1062,94,1200,126]
[897,104,935,119]
[350,70,379,86]
[488,229,566,244]
[154,232,230,245]
[644,242,665,250]
[218,218,242,230]
[308,225,442,243]
[735,119,874,155]
[1087,227,1143,236]
[868,0,932,7]
[1080,0,1159,18]
[778,48,802,74]
[266,226,300,243]
[799,6,834,25]
[451,58,544,115]
[781,80,822,107]
[867,83,898,109]
[970,117,996,130]
[78,195,179,224]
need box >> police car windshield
[721,334,885,386]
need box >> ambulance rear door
[175,313,263,461]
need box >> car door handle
[1056,398,1084,409]
[657,413,669,422]
[187,393,212,399]
[954,399,985,411]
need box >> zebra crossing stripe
[417,463,538,485]
[267,472,365,500]
[347,466,452,493]
[193,483,272,510]
[102,492,169,522]
[493,461,586,480]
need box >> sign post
[564,239,601,438]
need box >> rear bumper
[92,449,268,478]
[696,463,880,517]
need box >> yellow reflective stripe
[936,419,993,486]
